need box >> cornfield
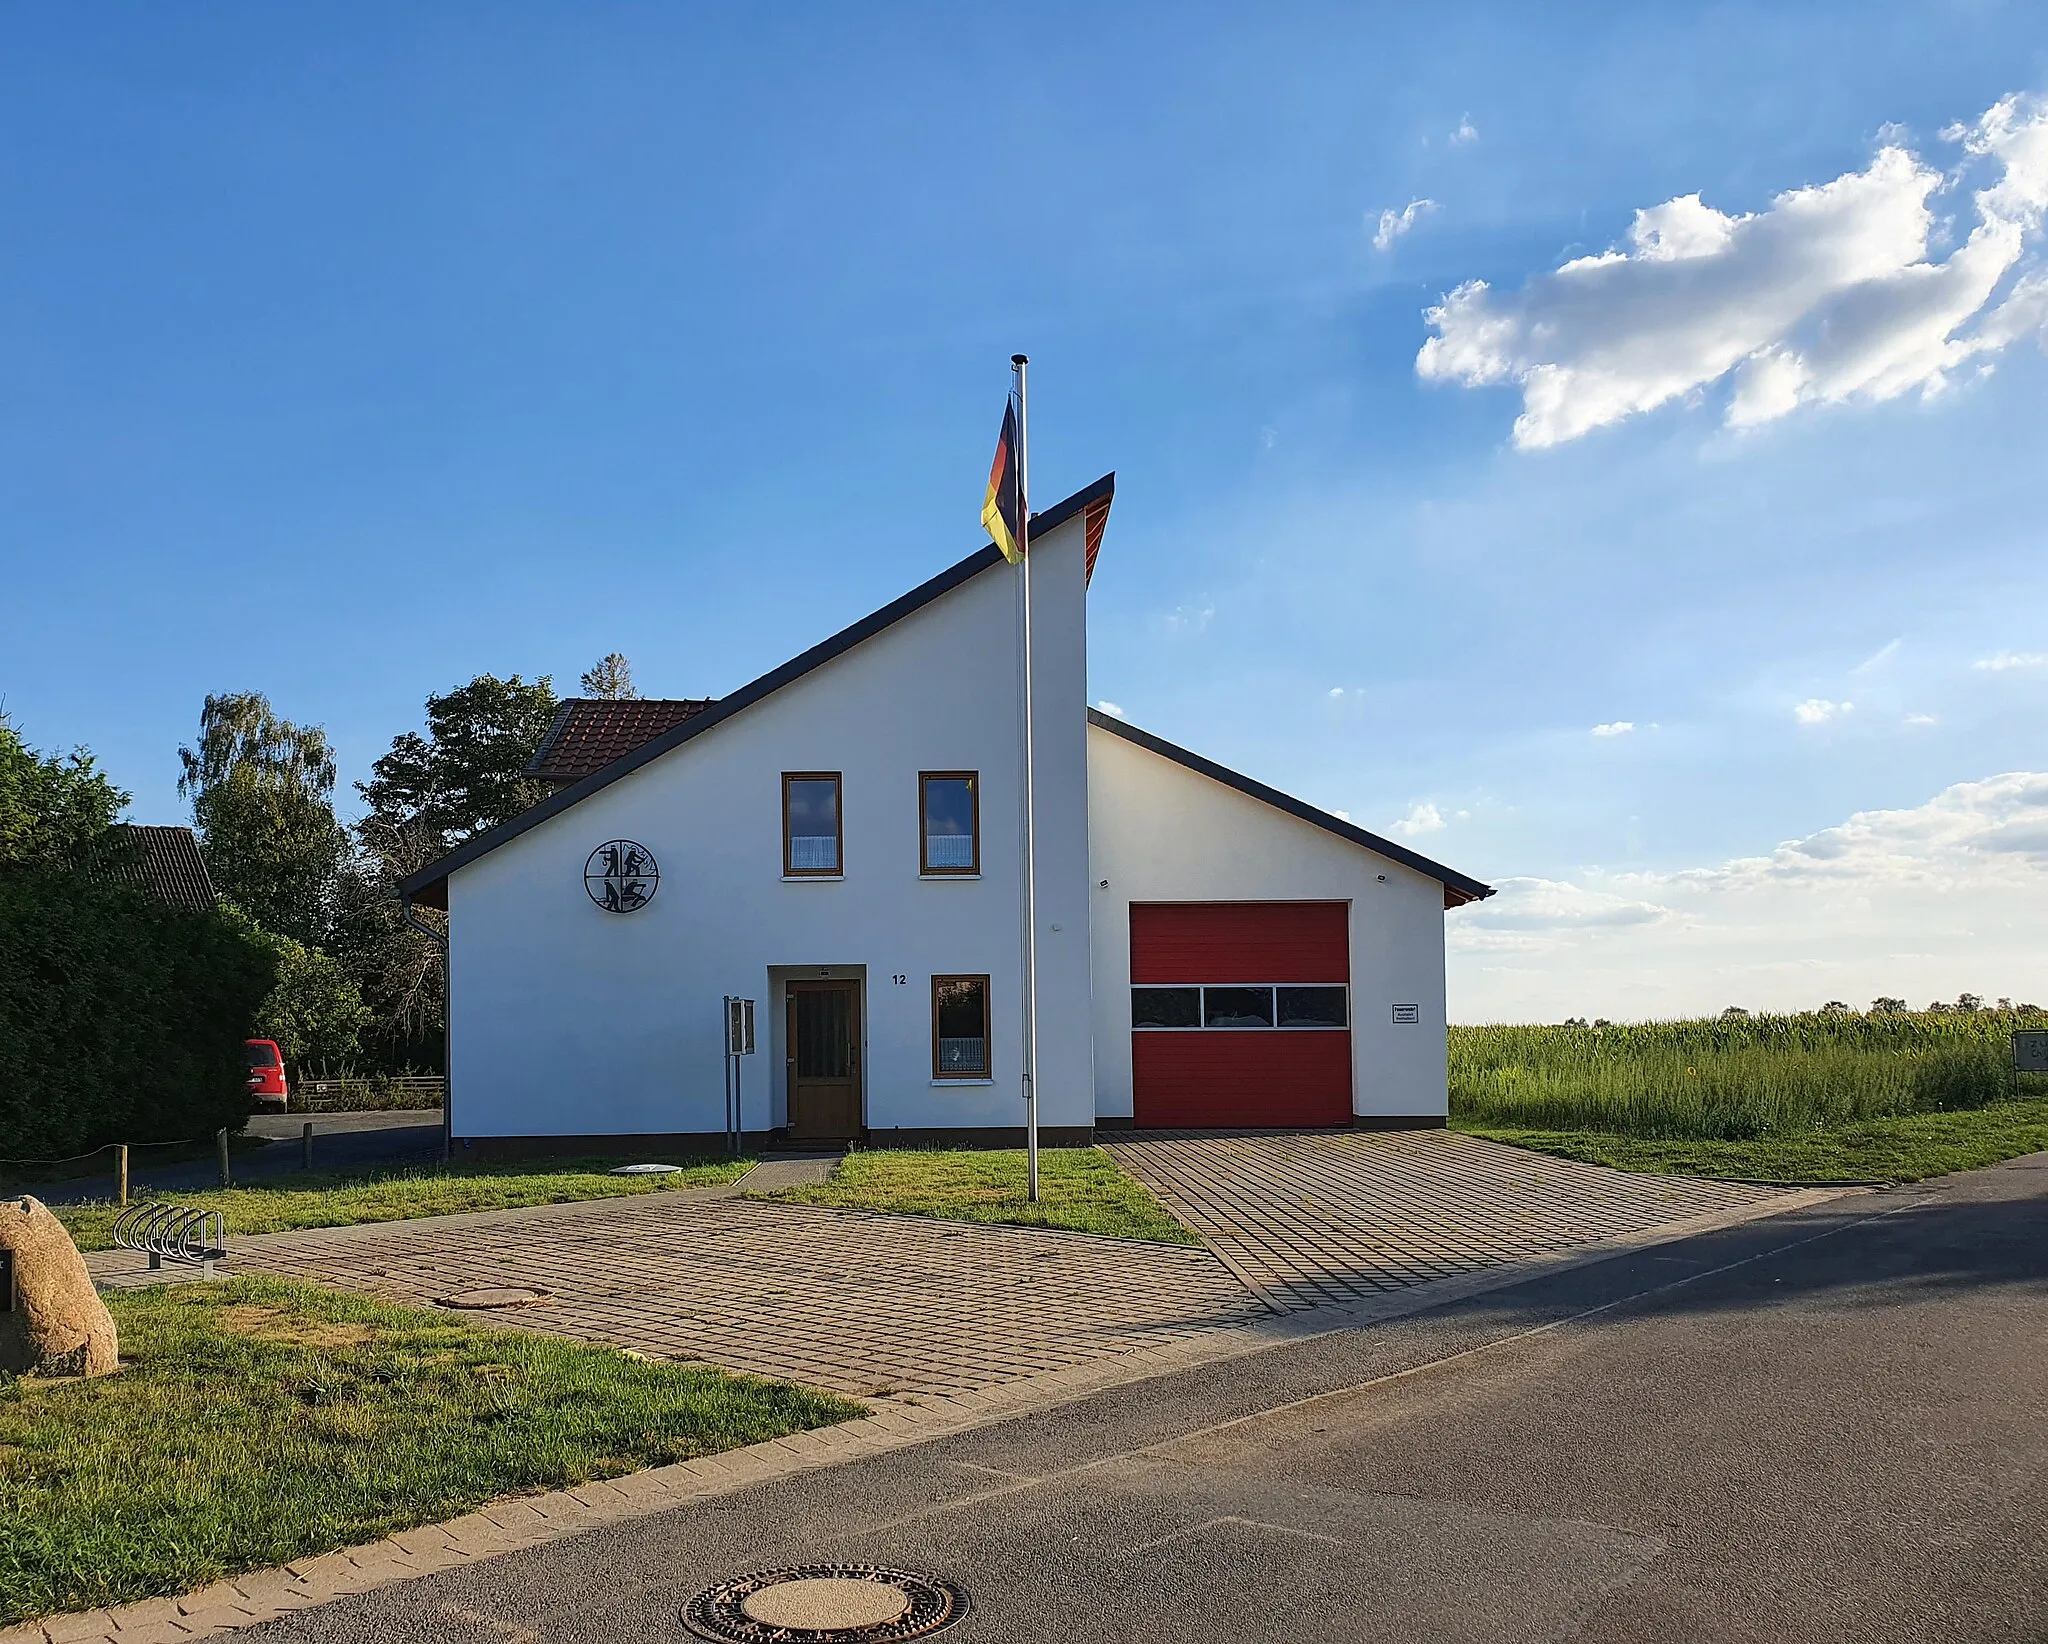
[1450,1008,2044,1140]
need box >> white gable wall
[445,512,1094,1141]
[1085,724,1451,1123]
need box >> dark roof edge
[1084,708,1496,906]
[400,472,1117,905]
[524,699,579,776]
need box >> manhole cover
[610,1162,684,1175]
[437,1286,554,1309]
[682,1564,967,1641]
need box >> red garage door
[1130,902,1351,1128]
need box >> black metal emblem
[584,840,658,913]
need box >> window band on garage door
[1132,984,1348,1029]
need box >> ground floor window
[932,974,991,1077]
[1132,984,1347,1030]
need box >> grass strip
[760,1146,1199,1244]
[1459,1099,2048,1183]
[53,1155,752,1251]
[0,1275,860,1624]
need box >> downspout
[400,891,453,1162]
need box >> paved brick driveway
[1102,1128,1785,1310]
[91,1191,1260,1400]
[85,1132,1799,1398]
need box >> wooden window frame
[931,973,992,1080]
[782,771,844,878]
[918,771,981,876]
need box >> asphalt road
[20,1110,444,1204]
[254,1149,2048,1643]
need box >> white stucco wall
[1085,724,1451,1122]
[446,511,1094,1140]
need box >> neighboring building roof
[1085,709,1495,909]
[400,472,1118,908]
[528,698,719,786]
[91,824,219,912]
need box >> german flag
[981,398,1024,564]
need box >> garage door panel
[1133,1032,1351,1128]
[1130,902,1348,984]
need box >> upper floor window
[920,772,980,875]
[783,773,842,875]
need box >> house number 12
[892,975,907,985]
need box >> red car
[246,1039,289,1109]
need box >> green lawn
[760,1146,1199,1244]
[54,1156,752,1252]
[0,1276,859,1624]
[1460,1098,2048,1183]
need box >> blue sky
[5,4,2046,1019]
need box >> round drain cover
[437,1286,554,1309]
[682,1565,967,1642]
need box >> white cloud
[1975,650,2048,671]
[1591,720,1635,737]
[1328,686,1346,699]
[1852,637,1903,673]
[1795,698,1852,725]
[1451,114,1479,147]
[1417,93,2048,447]
[1373,198,1439,252]
[1332,808,1352,822]
[1904,712,1938,726]
[1450,772,2048,1019]
[1161,602,1215,635]
[1095,700,1125,718]
[1392,801,1447,836]
[1461,876,1669,932]
[1657,771,2048,889]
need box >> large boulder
[0,1196,119,1377]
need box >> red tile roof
[526,699,718,786]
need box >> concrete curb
[6,1181,1855,1643]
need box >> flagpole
[1013,352,1040,1204]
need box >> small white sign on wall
[1391,1003,1420,1024]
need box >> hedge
[0,870,276,1163]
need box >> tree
[178,693,348,947]
[218,906,372,1072]
[580,652,641,700]
[1872,997,1908,1013]
[327,815,448,1071]
[0,712,128,869]
[357,674,558,848]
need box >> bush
[217,906,372,1074]
[0,870,276,1162]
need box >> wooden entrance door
[785,982,862,1141]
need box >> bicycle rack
[111,1202,228,1278]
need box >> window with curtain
[782,773,842,875]
[920,772,979,874]
[932,974,991,1077]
